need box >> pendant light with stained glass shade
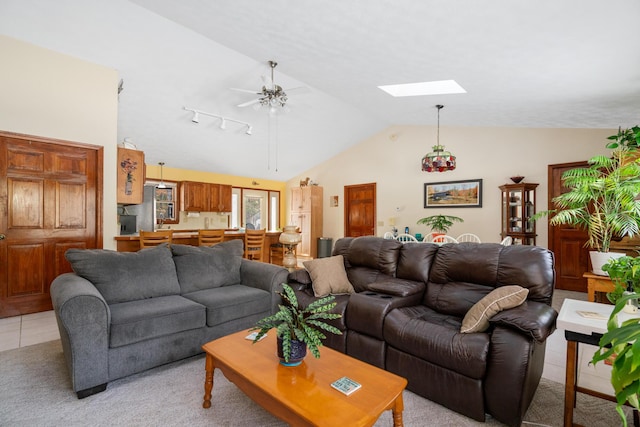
[422,105,456,172]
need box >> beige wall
[287,125,615,248]
[0,35,119,249]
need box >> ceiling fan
[231,60,309,111]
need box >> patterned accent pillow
[460,285,529,333]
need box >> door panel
[344,183,376,237]
[0,132,102,317]
[548,161,590,291]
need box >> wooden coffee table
[202,330,408,426]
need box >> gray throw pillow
[171,243,242,294]
[65,244,181,304]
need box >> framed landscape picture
[424,179,483,208]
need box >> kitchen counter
[115,229,282,262]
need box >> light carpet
[0,340,632,426]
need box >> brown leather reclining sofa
[287,236,557,427]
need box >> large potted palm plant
[532,127,640,275]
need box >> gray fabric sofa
[50,240,288,398]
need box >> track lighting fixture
[183,107,251,135]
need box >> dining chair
[139,229,173,249]
[396,233,418,243]
[198,229,225,246]
[500,236,513,246]
[456,233,481,243]
[244,229,266,261]
[438,235,459,244]
[383,231,396,239]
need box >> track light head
[246,125,253,136]
[220,119,227,130]
[191,112,199,123]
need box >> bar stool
[198,229,225,246]
[244,229,266,261]
[139,230,173,248]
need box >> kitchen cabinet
[499,183,538,245]
[117,147,145,204]
[290,186,323,258]
[181,181,232,212]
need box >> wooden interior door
[548,161,590,292]
[0,132,102,318]
[344,183,376,237]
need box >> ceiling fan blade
[284,86,311,95]
[237,99,261,108]
[230,87,261,95]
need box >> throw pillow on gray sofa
[171,241,243,293]
[65,244,181,304]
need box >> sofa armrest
[346,291,423,340]
[286,268,313,291]
[239,259,289,313]
[368,278,425,297]
[488,301,558,342]
[50,273,110,395]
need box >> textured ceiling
[3,0,640,180]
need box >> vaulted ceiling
[3,0,639,180]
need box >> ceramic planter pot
[277,336,307,367]
[589,251,625,276]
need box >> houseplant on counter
[417,214,463,241]
[591,292,640,426]
[531,128,640,275]
[250,283,342,366]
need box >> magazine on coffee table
[331,376,362,395]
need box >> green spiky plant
[416,214,464,234]
[592,292,640,427]
[250,283,342,362]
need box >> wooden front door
[344,183,376,237]
[0,132,102,317]
[548,161,590,292]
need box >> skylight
[378,80,467,97]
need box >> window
[231,188,280,231]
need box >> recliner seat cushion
[109,295,205,348]
[183,285,271,327]
[171,242,243,294]
[65,245,181,304]
[384,305,490,379]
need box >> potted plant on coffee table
[532,127,640,275]
[417,214,464,242]
[591,292,640,427]
[250,283,342,366]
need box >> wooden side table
[583,272,614,302]
[557,299,639,426]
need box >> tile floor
[0,290,613,394]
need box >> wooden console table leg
[391,393,405,427]
[203,353,214,409]
[564,340,578,427]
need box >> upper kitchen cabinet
[181,181,232,212]
[117,147,145,204]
